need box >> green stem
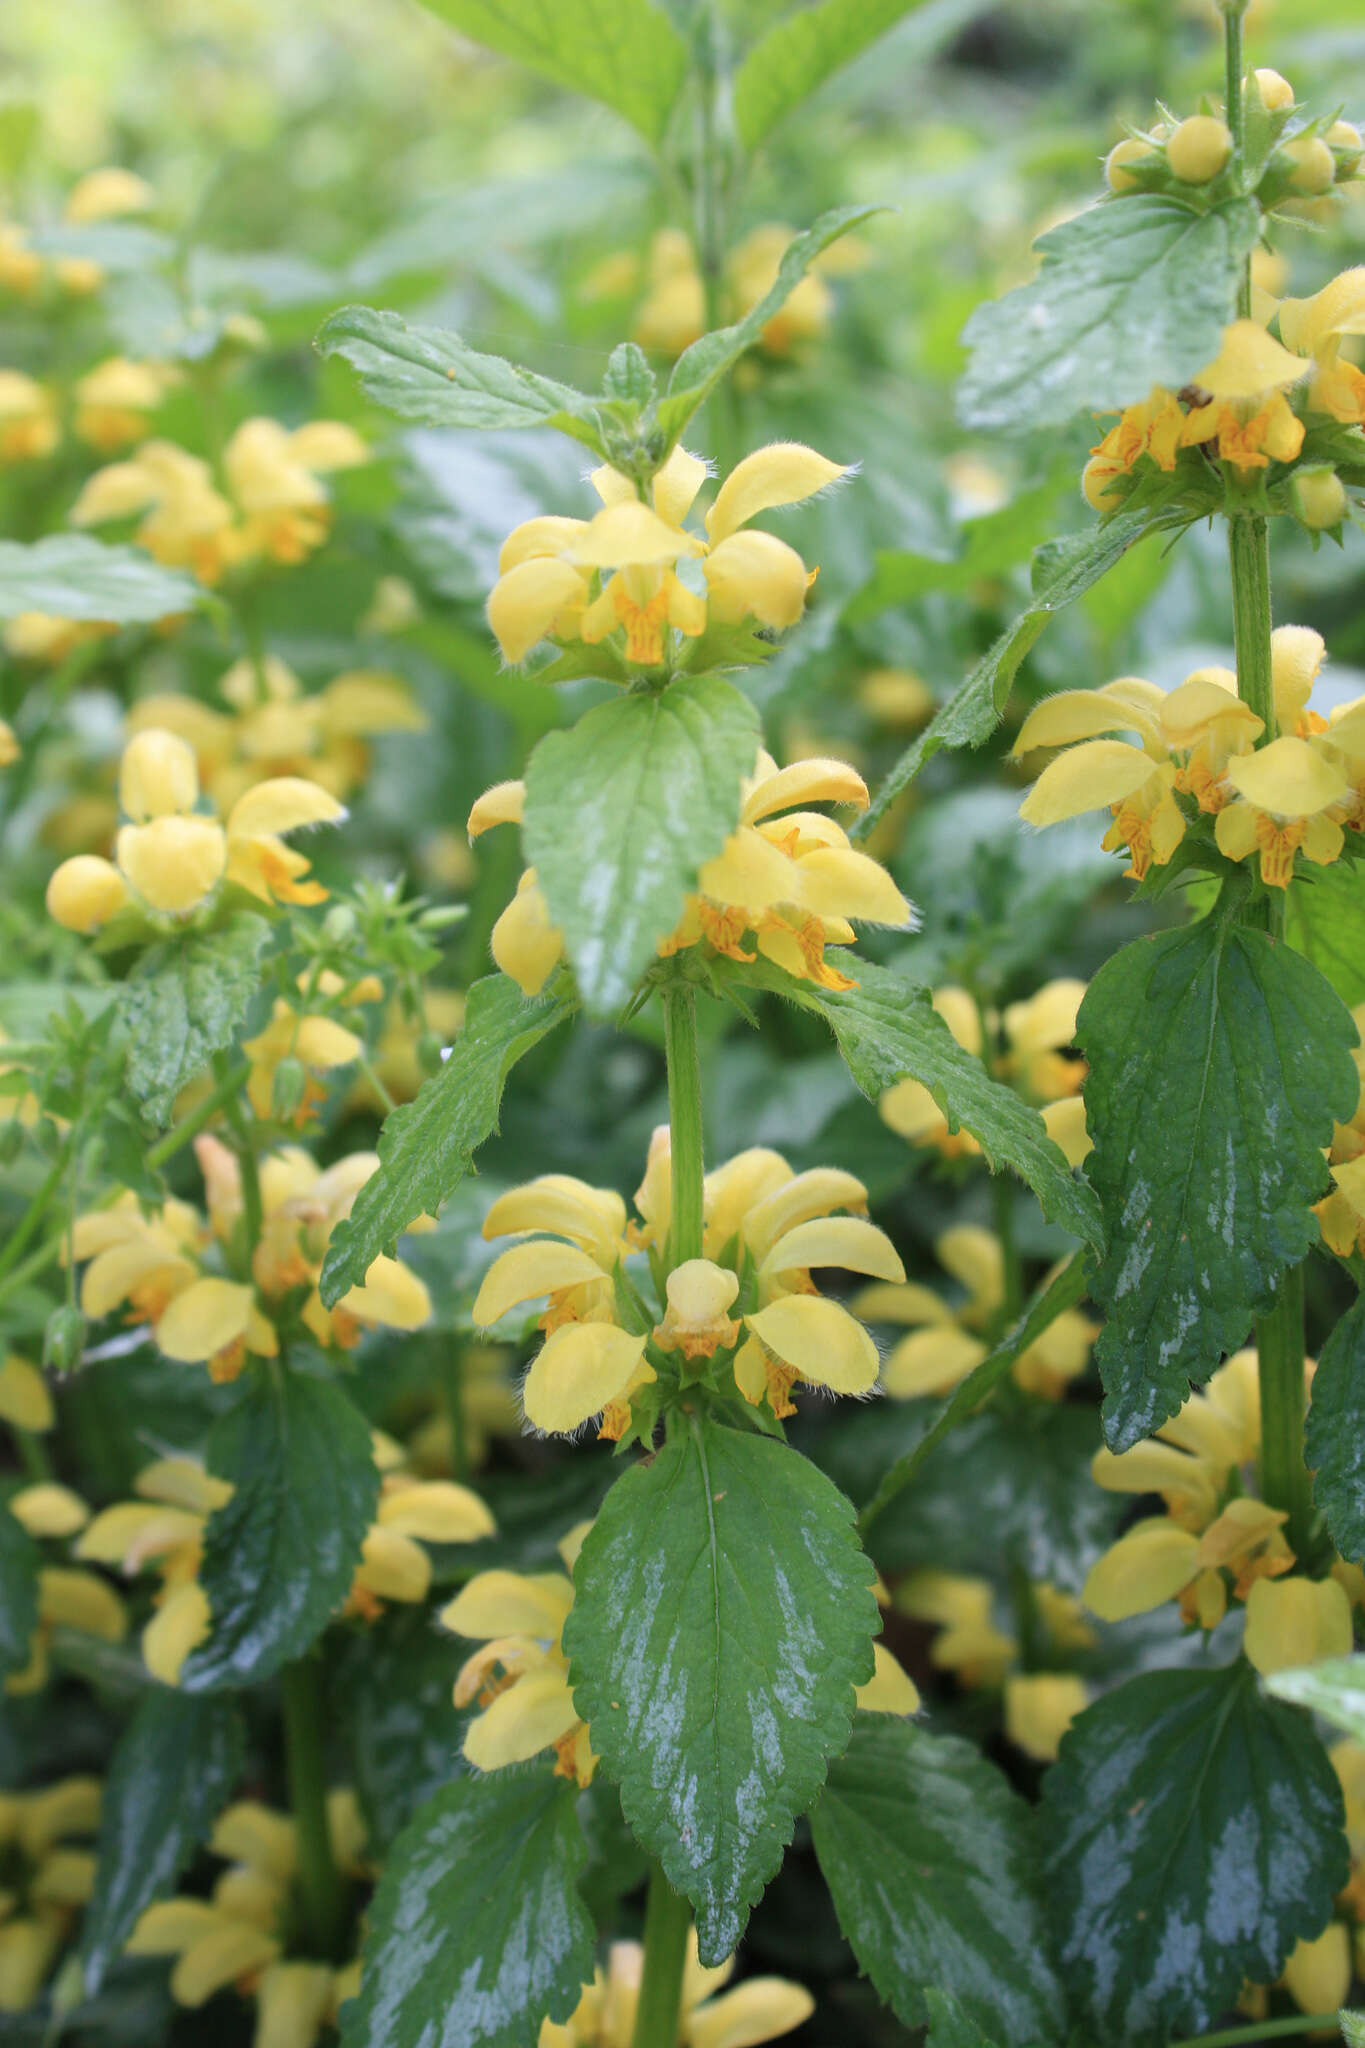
[12,1428,53,1484]
[1229,514,1276,739]
[0,1136,74,1282]
[662,984,705,1267]
[630,1863,692,2048]
[1170,2015,1341,2048]
[1222,4,1249,314]
[280,1655,349,1961]
[1256,1261,1315,1559]
[0,1235,63,1313]
[145,1059,252,1172]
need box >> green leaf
[811,1717,1065,2043]
[0,536,202,623]
[734,0,929,149]
[0,1498,39,1681]
[79,1691,243,1993]
[1265,1654,1365,1740]
[319,973,574,1304]
[723,954,1101,1247]
[924,1990,1005,2048]
[1041,1661,1348,2045]
[1306,1293,1365,1564]
[1078,916,1359,1450]
[340,1769,595,2048]
[564,1412,878,1964]
[119,912,271,1126]
[854,508,1156,836]
[180,1369,379,1691]
[656,205,881,444]
[410,0,687,143]
[523,676,759,1018]
[858,1253,1090,1537]
[1286,856,1365,1007]
[958,194,1261,432]
[316,307,605,451]
[337,1611,469,1852]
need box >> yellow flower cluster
[1317,1004,1365,1257]
[3,1485,127,1694]
[486,442,845,669]
[127,654,425,811]
[469,750,910,999]
[76,1447,493,1683]
[1082,1351,1358,1670]
[0,1777,101,2014]
[0,166,154,300]
[71,417,368,583]
[1016,626,1365,888]
[45,727,345,931]
[857,1223,1097,1400]
[879,978,1090,1168]
[69,1132,431,1383]
[0,357,179,471]
[894,1570,1091,1762]
[1084,272,1365,508]
[471,1130,903,1436]
[444,1524,918,1791]
[620,220,857,362]
[542,1929,814,2048]
[127,1798,365,2041]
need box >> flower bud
[1291,465,1348,530]
[417,1031,445,1078]
[1081,455,1125,513]
[43,1306,85,1374]
[1328,120,1363,177]
[270,1056,309,1121]
[118,727,199,821]
[322,903,358,943]
[1104,139,1149,193]
[1284,137,1337,194]
[1252,68,1294,113]
[116,816,227,914]
[45,855,129,933]
[1167,116,1232,184]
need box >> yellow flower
[857,1225,1096,1402]
[7,1564,127,1696]
[443,1540,596,1787]
[242,976,373,1126]
[474,1138,900,1434]
[1003,1673,1090,1763]
[1280,1923,1353,2020]
[0,1354,54,1434]
[470,749,909,999]
[0,371,59,464]
[0,1777,102,2012]
[726,223,844,358]
[894,1571,1018,1687]
[1242,1574,1353,1678]
[69,1139,430,1382]
[1179,318,1307,472]
[64,168,154,226]
[880,978,1088,1162]
[72,357,175,453]
[71,418,367,583]
[45,727,345,930]
[543,1928,814,2047]
[1213,737,1347,888]
[1315,1005,1365,1255]
[127,1797,363,2040]
[1280,266,1365,423]
[630,229,706,356]
[485,442,845,669]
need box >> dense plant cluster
[5,1,1365,2045]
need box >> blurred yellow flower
[0,1777,102,2013]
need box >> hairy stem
[663,983,705,1268]
[0,1135,75,1282]
[1222,0,1249,318]
[280,1655,349,1960]
[630,1863,692,2048]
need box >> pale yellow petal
[119,729,199,822]
[1194,318,1309,398]
[1280,267,1365,353]
[155,1278,254,1363]
[1224,737,1347,817]
[255,1961,336,2048]
[854,1642,920,1715]
[697,827,796,916]
[705,442,847,543]
[882,1325,986,1399]
[491,872,563,996]
[1243,1575,1353,1677]
[338,1255,431,1331]
[467,780,525,838]
[761,1217,904,1283]
[1082,1519,1200,1621]
[570,500,702,569]
[487,558,586,663]
[439,1570,573,1643]
[227,778,345,839]
[1003,1674,1089,1763]
[523,1322,650,1434]
[171,1923,282,2008]
[376,1481,495,1543]
[742,757,868,823]
[143,1581,210,1684]
[1041,1095,1092,1168]
[745,1296,877,1394]
[685,1978,816,2048]
[0,1357,53,1434]
[1013,689,1162,756]
[9,1484,89,1539]
[795,846,912,926]
[126,1899,223,1955]
[497,517,590,573]
[211,1802,298,1881]
[38,1567,126,1641]
[1019,741,1159,826]
[1282,1924,1353,2018]
[483,1177,625,1251]
[117,817,226,913]
[651,445,709,527]
[355,1525,430,1603]
[472,1241,608,1327]
[704,530,809,630]
[464,1664,580,1771]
